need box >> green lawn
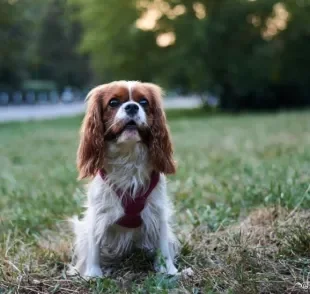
[1,110,310,293]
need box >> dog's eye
[109,98,120,108]
[139,98,149,107]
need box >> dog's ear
[77,86,106,179]
[145,83,177,174]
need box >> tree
[0,0,27,87]
[72,0,310,109]
[35,0,90,89]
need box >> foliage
[0,0,90,90]
[204,0,310,110]
[69,0,159,83]
[72,0,310,109]
[35,0,91,89]
[1,0,310,106]
[0,0,29,87]
[70,0,207,88]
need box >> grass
[1,109,310,293]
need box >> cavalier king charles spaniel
[70,81,179,278]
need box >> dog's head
[77,81,176,179]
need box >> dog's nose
[125,103,139,116]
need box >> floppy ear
[146,83,177,174]
[77,86,106,179]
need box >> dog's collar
[98,169,160,228]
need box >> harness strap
[99,170,160,228]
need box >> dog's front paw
[84,266,103,279]
[164,264,178,276]
[155,261,178,276]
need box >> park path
[0,96,201,123]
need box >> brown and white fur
[70,81,179,278]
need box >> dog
[70,81,179,278]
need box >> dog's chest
[100,170,160,228]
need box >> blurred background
[0,0,310,111]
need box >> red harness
[99,170,160,228]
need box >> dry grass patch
[2,207,310,293]
[180,207,310,293]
